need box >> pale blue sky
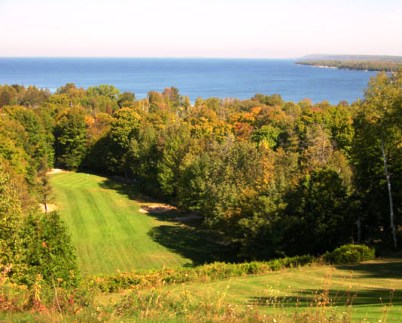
[0,0,401,58]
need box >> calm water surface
[0,58,377,104]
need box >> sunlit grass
[49,172,402,321]
[50,172,192,274]
[158,260,402,322]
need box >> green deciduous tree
[54,107,88,170]
[3,105,54,173]
[353,71,402,248]
[157,122,191,197]
[23,212,79,287]
[87,84,120,100]
[0,161,25,277]
[251,125,282,149]
[285,169,353,255]
[117,91,136,108]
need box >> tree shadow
[148,224,239,266]
[248,260,402,309]
[249,288,402,308]
[95,175,238,265]
[335,260,402,279]
[97,177,160,204]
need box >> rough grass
[160,259,402,322]
[50,172,193,275]
[3,259,401,322]
[96,258,402,322]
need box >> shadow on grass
[336,260,402,280]
[249,288,402,308]
[98,177,157,204]
[148,224,239,266]
[96,176,239,266]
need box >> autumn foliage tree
[1,76,401,269]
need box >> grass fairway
[50,172,192,275]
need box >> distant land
[296,54,402,72]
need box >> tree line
[296,59,402,72]
[0,70,401,284]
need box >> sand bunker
[46,168,67,175]
[39,203,58,213]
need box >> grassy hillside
[2,257,402,321]
[45,171,402,322]
[170,260,402,322]
[50,172,193,274]
[97,258,402,322]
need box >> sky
[0,0,401,58]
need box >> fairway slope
[51,172,193,274]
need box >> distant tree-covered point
[296,54,402,71]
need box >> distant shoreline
[296,55,402,72]
[0,58,376,104]
[297,63,371,72]
[314,65,338,69]
[296,61,391,72]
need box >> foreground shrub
[22,212,79,288]
[323,244,375,264]
[112,286,352,322]
[89,255,315,293]
[0,276,30,312]
[113,288,263,321]
[0,272,93,318]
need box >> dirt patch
[46,168,67,175]
[139,204,177,214]
[39,203,58,213]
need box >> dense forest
[0,70,401,287]
[296,55,402,71]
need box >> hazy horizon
[1,54,402,60]
[1,0,401,58]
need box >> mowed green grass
[50,172,192,275]
[156,259,402,322]
[50,172,402,321]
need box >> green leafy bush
[22,212,79,288]
[323,244,375,264]
[89,255,315,293]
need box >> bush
[88,255,316,293]
[323,244,375,265]
[22,212,79,288]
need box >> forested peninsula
[1,71,402,320]
[296,54,402,71]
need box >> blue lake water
[0,58,377,104]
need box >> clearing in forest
[50,172,194,275]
